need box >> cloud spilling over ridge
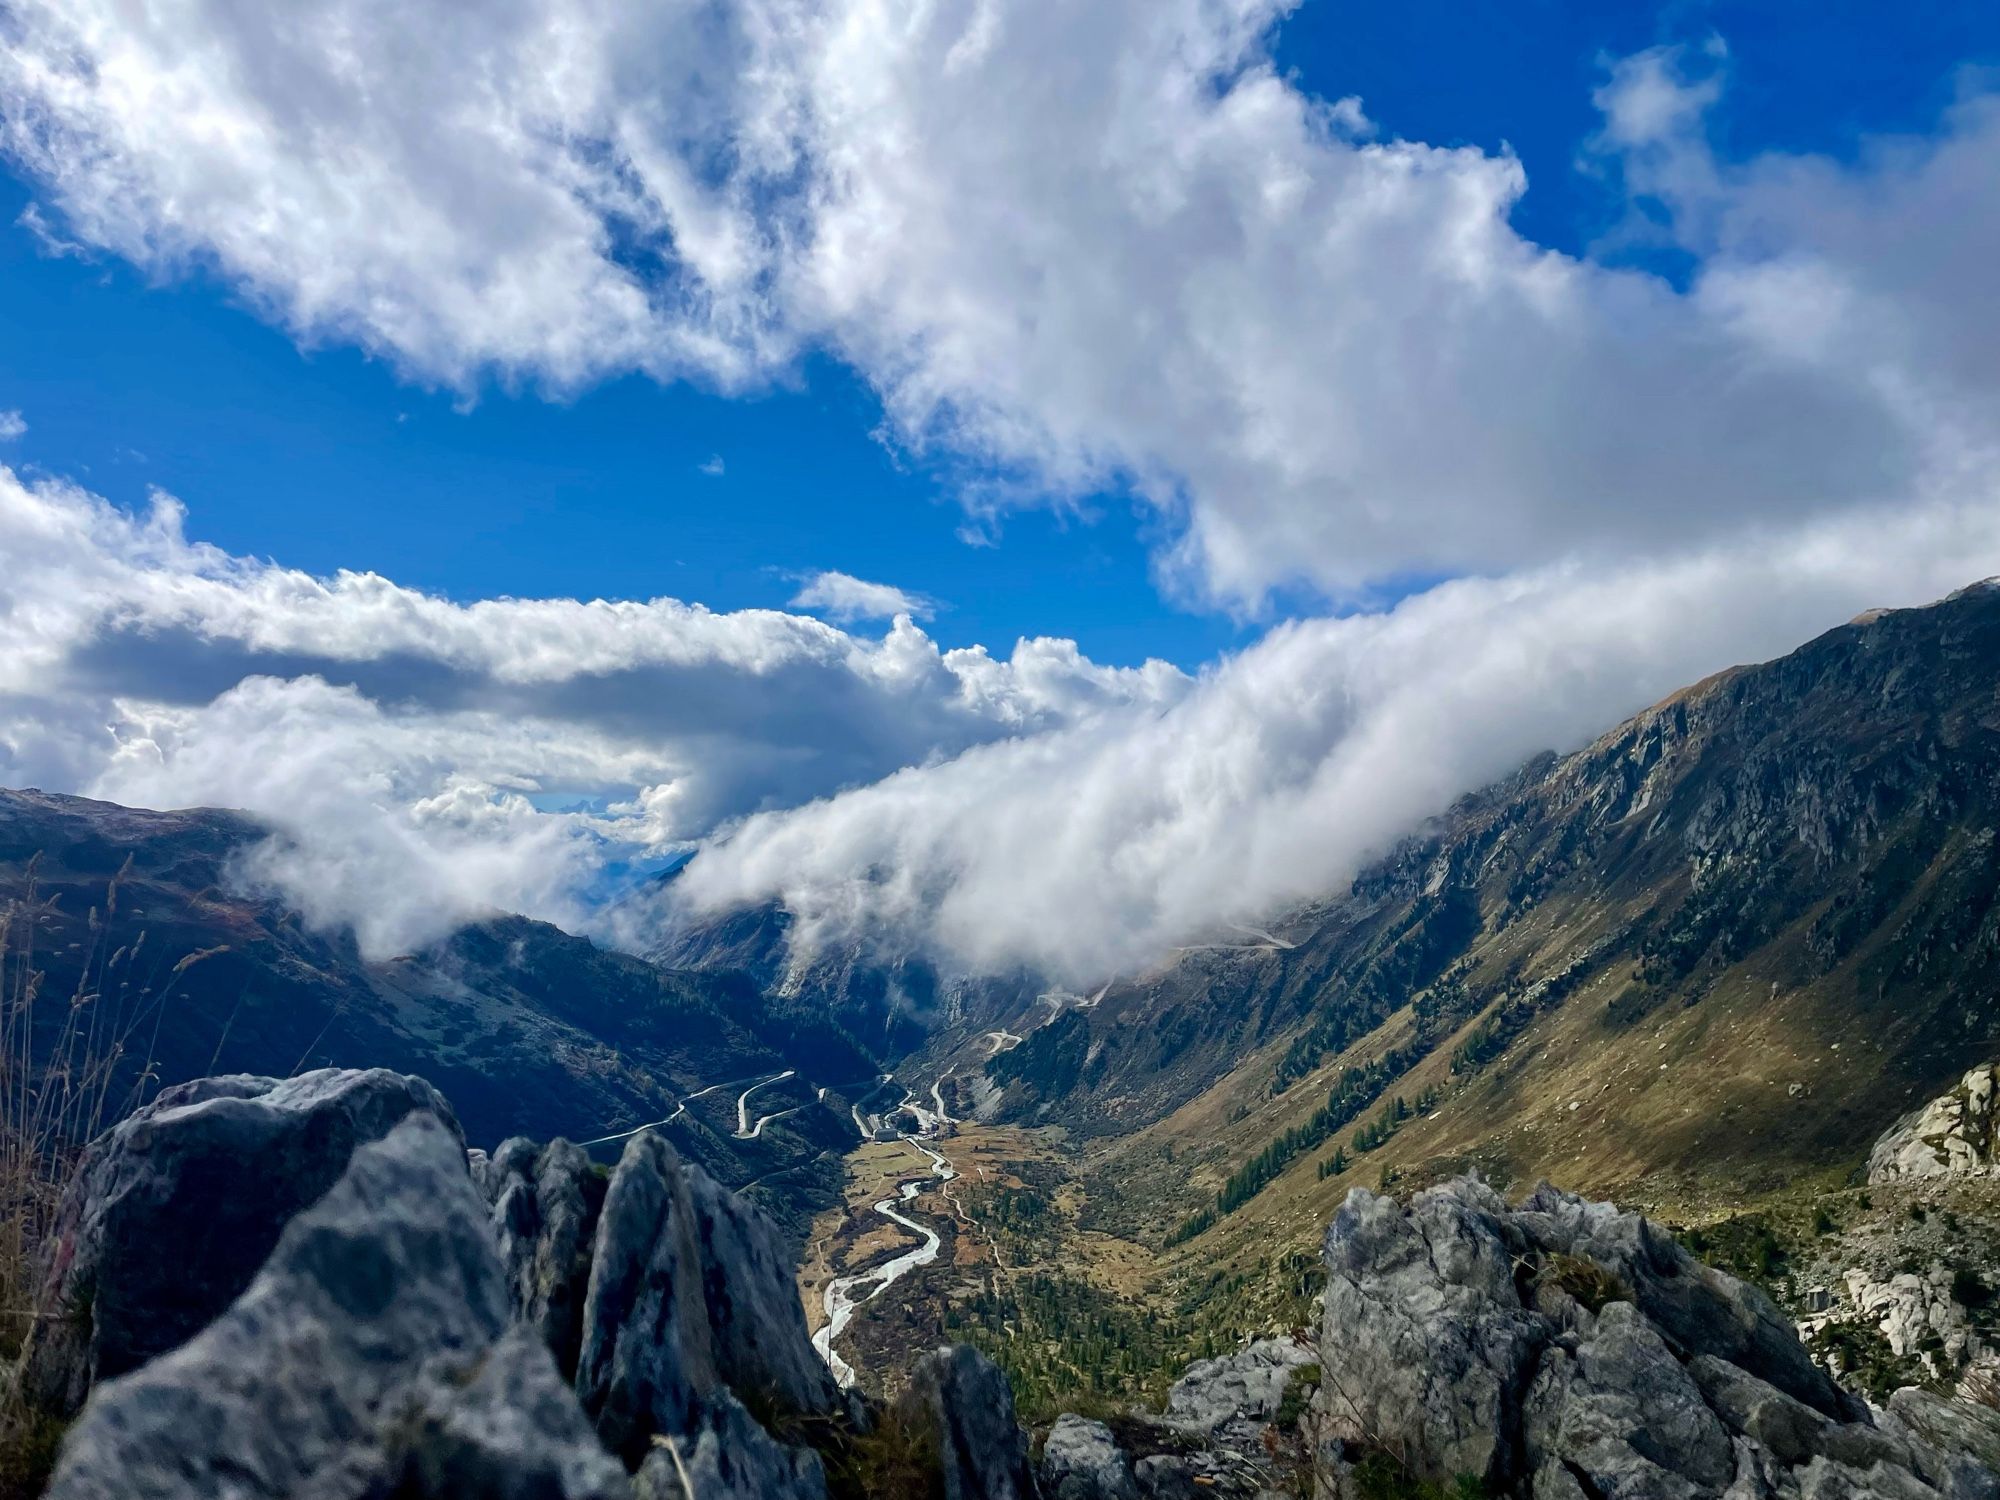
[675,497,2000,983]
[5,5,2000,973]
[7,4,2000,607]
[0,468,1186,955]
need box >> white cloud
[0,411,24,441]
[0,466,1186,955]
[789,570,934,623]
[676,495,2000,983]
[7,6,2000,977]
[699,454,726,477]
[7,4,2000,609]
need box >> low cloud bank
[674,501,2000,983]
[0,469,1184,955]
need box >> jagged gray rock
[573,1129,841,1467]
[1317,1177,1548,1489]
[18,1066,458,1420]
[1523,1300,1737,1495]
[1315,1178,1995,1500]
[1516,1181,1861,1422]
[43,1112,563,1498]
[1164,1335,1318,1441]
[1887,1391,2000,1495]
[1042,1413,1138,1499]
[482,1134,606,1376]
[393,1328,630,1500]
[1870,1066,2000,1183]
[896,1344,1036,1500]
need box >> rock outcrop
[18,1067,457,1420]
[478,1135,606,1378]
[896,1344,1038,1500]
[22,1066,1029,1500]
[1313,1176,1998,1500]
[1871,1066,2000,1183]
[46,1111,625,1500]
[1037,1336,1322,1497]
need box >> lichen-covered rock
[1315,1178,1993,1500]
[1042,1413,1138,1499]
[896,1344,1036,1500]
[44,1112,519,1498]
[1870,1066,2000,1183]
[19,1067,458,1419]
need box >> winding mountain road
[734,1070,796,1137]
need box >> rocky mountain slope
[959,581,2000,1334]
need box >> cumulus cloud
[0,410,24,441]
[789,570,935,623]
[677,497,2000,982]
[8,3,2000,608]
[0,467,1186,955]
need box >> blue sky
[5,0,2000,971]
[4,0,1993,671]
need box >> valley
[12,582,2000,1426]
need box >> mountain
[0,789,883,1234]
[940,579,2000,1343]
[652,894,1048,1065]
[19,579,2000,1414]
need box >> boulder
[18,1067,457,1419]
[43,1112,616,1498]
[1317,1177,1548,1491]
[1042,1413,1138,1499]
[1523,1302,1736,1496]
[1888,1390,2000,1493]
[1163,1336,1318,1440]
[895,1344,1036,1500]
[1869,1066,2000,1183]
[1516,1182,1862,1422]
[391,1328,630,1500]
[632,1393,828,1500]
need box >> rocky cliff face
[11,1066,1035,1500]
